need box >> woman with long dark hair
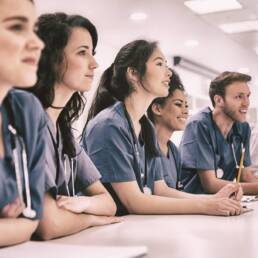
[30,12,119,240]
[0,0,46,246]
[83,40,242,216]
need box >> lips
[85,74,94,80]
[22,57,38,66]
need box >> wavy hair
[31,12,97,157]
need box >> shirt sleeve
[83,122,137,183]
[180,120,215,171]
[74,145,101,192]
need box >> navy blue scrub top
[158,141,181,189]
[83,102,163,215]
[0,89,46,219]
[180,107,251,194]
[45,114,101,197]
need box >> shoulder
[86,102,129,136]
[187,107,212,126]
[8,89,45,115]
[7,89,46,130]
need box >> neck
[155,123,173,156]
[46,83,75,126]
[212,108,234,138]
[0,84,12,105]
[124,91,154,137]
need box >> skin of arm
[0,218,38,247]
[56,181,117,216]
[153,180,242,201]
[111,181,242,216]
[198,169,258,195]
[36,193,120,240]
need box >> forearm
[154,182,205,199]
[36,193,95,240]
[84,193,116,216]
[240,182,258,195]
[0,218,38,247]
[126,193,208,215]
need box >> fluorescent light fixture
[219,20,258,33]
[237,67,250,74]
[254,47,258,55]
[184,39,199,48]
[130,12,147,21]
[173,56,220,79]
[184,0,242,15]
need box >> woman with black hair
[0,0,46,246]
[83,40,242,217]
[30,12,119,240]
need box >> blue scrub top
[180,107,251,194]
[83,101,163,215]
[45,114,101,198]
[0,89,46,220]
[159,141,181,189]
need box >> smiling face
[217,81,250,123]
[0,0,44,88]
[59,27,98,93]
[154,89,189,132]
[141,48,172,98]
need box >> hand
[214,183,243,201]
[205,198,242,216]
[0,197,24,218]
[89,215,123,227]
[56,195,92,213]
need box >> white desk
[1,202,257,258]
[50,201,258,258]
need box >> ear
[151,103,163,117]
[214,95,224,107]
[126,67,140,84]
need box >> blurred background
[35,0,258,143]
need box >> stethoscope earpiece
[22,207,36,219]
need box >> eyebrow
[3,16,28,23]
[76,45,90,50]
[153,56,166,62]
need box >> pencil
[236,148,245,183]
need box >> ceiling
[35,0,258,82]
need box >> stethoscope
[122,104,149,193]
[209,110,245,179]
[7,124,36,219]
[48,126,76,197]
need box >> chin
[15,76,37,88]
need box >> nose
[167,67,172,78]
[27,31,45,52]
[242,96,250,107]
[89,54,99,70]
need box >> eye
[78,50,87,56]
[9,23,24,32]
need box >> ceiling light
[237,67,250,74]
[219,20,258,33]
[130,12,147,21]
[184,0,242,15]
[184,39,199,48]
[254,47,258,55]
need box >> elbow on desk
[36,219,61,241]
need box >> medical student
[180,71,258,194]
[29,13,119,240]
[83,40,242,217]
[0,0,46,246]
